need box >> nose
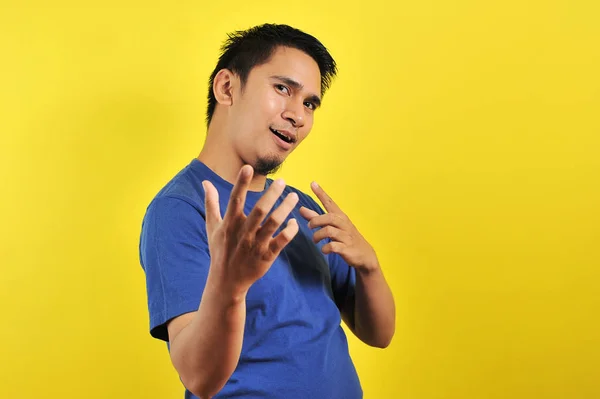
[281,100,305,129]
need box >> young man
[139,23,395,399]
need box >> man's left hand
[299,182,379,273]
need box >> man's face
[228,46,322,175]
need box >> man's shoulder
[145,161,206,217]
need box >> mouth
[269,127,295,144]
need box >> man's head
[206,24,337,176]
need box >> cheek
[297,121,313,143]
[304,113,315,130]
[264,92,285,114]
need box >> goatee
[254,157,283,176]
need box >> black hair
[206,23,338,125]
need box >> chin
[254,155,284,176]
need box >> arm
[299,182,396,348]
[342,264,396,348]
[167,274,248,399]
[166,166,299,398]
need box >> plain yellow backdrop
[1,1,599,398]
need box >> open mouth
[270,127,294,144]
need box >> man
[139,23,395,399]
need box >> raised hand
[299,182,379,273]
[202,165,299,294]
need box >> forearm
[353,265,396,348]
[169,272,247,398]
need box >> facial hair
[254,156,283,176]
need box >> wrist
[356,259,380,276]
[206,269,249,304]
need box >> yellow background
[1,1,599,398]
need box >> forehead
[251,46,322,94]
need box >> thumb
[202,180,221,232]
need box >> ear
[213,69,237,106]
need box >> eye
[275,84,290,95]
[304,101,316,111]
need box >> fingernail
[242,165,251,177]
[311,181,319,189]
[275,179,285,187]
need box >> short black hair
[206,23,338,125]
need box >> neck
[197,123,267,193]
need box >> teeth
[272,128,292,143]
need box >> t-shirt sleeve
[302,193,356,313]
[139,195,210,342]
[327,251,357,313]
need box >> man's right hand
[202,164,299,296]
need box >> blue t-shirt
[138,158,362,398]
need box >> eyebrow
[271,75,322,108]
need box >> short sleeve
[139,195,210,342]
[327,251,357,313]
[300,193,356,313]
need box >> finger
[224,165,253,221]
[311,182,342,214]
[306,213,346,229]
[322,241,345,255]
[269,218,299,255]
[202,180,221,232]
[313,226,351,245]
[245,179,286,233]
[299,206,319,221]
[256,192,299,241]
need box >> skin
[198,46,321,191]
[165,46,396,399]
